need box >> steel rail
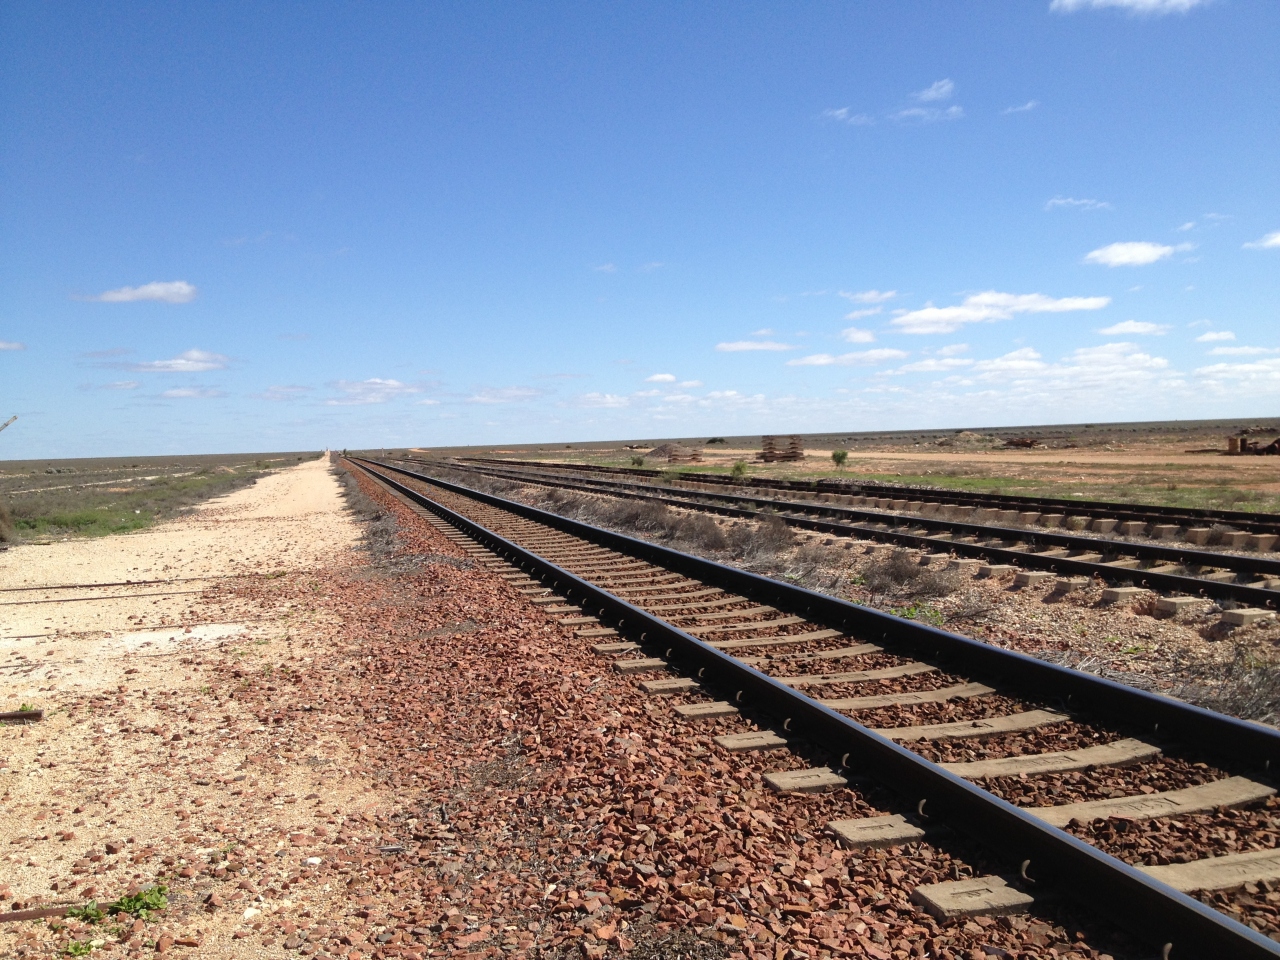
[353,457,1280,959]
[423,458,1280,608]
[458,455,1280,535]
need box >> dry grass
[864,548,959,599]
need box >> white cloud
[1195,330,1235,342]
[1209,346,1279,357]
[936,343,969,357]
[822,108,874,125]
[256,385,311,401]
[593,263,617,273]
[1098,320,1169,335]
[1084,241,1189,266]
[326,378,421,405]
[466,386,541,404]
[88,280,197,304]
[128,348,229,372]
[1195,357,1280,386]
[751,328,775,336]
[161,386,224,399]
[1045,196,1111,211]
[1002,100,1039,114]
[417,398,441,405]
[1243,231,1280,250]
[891,290,1110,335]
[679,380,703,388]
[645,373,677,382]
[639,262,664,272]
[716,340,794,352]
[632,389,662,398]
[787,348,908,367]
[0,340,25,351]
[104,380,139,390]
[1051,0,1208,12]
[891,105,963,123]
[843,308,881,321]
[578,392,630,408]
[899,357,974,372]
[1177,221,1196,231]
[841,326,876,343]
[972,347,1049,377]
[913,79,954,103]
[841,289,897,304]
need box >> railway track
[423,457,1280,613]
[353,456,1280,958]
[460,455,1280,539]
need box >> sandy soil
[0,456,371,958]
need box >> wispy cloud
[1177,221,1196,232]
[891,291,1110,335]
[679,380,703,388]
[1084,241,1191,266]
[1051,0,1208,13]
[1209,346,1280,357]
[578,392,630,408]
[840,289,897,304]
[466,386,542,404]
[936,343,969,357]
[1045,196,1111,211]
[125,349,229,372]
[822,107,874,126]
[645,373,677,383]
[255,385,312,401]
[84,280,197,304]
[912,79,954,103]
[843,308,881,321]
[1243,231,1280,250]
[0,340,25,351]
[325,378,420,405]
[715,340,794,352]
[787,348,908,367]
[161,386,225,399]
[1099,320,1169,335]
[1002,100,1039,114]
[1195,330,1235,342]
[639,262,664,272]
[891,105,963,123]
[104,380,139,390]
[841,327,877,343]
[593,263,617,273]
[751,328,775,336]
[899,357,973,373]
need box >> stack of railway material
[418,457,1280,614]
[354,457,1280,958]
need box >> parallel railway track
[353,457,1280,958]
[425,457,1280,611]
[460,455,1280,539]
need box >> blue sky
[2,0,1278,458]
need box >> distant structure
[759,435,805,462]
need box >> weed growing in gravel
[65,903,106,924]
[888,603,946,627]
[106,885,168,920]
[62,941,95,957]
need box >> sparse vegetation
[730,460,748,480]
[630,456,646,467]
[831,449,848,470]
[0,452,315,541]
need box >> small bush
[831,449,848,469]
[865,549,957,598]
[675,513,727,551]
[0,502,14,543]
[730,460,748,480]
[630,456,645,467]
